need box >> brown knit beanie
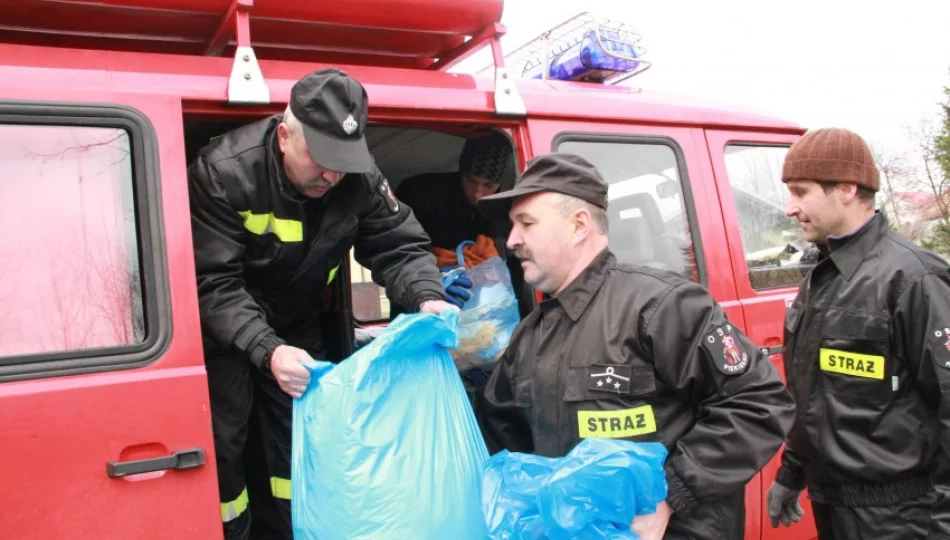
[781,127,879,192]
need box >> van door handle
[107,447,206,478]
[759,346,784,356]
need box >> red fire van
[0,1,815,538]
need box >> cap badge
[341,114,358,135]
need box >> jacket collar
[825,211,886,280]
[542,248,615,322]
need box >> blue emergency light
[518,15,650,84]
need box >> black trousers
[207,350,294,540]
[811,493,937,540]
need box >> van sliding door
[0,90,221,539]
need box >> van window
[350,250,391,321]
[0,123,144,358]
[722,144,815,289]
[556,138,700,282]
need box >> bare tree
[0,184,27,356]
[83,222,144,345]
[11,125,141,354]
[938,83,950,184]
[906,119,950,228]
[0,244,17,353]
[869,142,911,233]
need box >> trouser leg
[207,352,254,540]
[932,452,950,537]
[249,365,295,539]
[810,501,838,540]
[811,493,936,540]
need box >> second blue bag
[482,438,668,540]
[291,310,490,540]
[444,240,521,373]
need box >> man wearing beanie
[767,127,950,539]
[396,131,516,255]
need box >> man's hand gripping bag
[291,310,490,539]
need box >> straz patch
[578,406,657,439]
[588,364,632,394]
[819,349,885,380]
[379,179,399,213]
[703,324,750,375]
[931,327,950,371]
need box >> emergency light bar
[479,12,652,85]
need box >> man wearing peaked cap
[477,152,609,220]
[187,67,456,540]
[476,152,794,539]
[768,127,950,540]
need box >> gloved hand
[440,266,473,309]
[767,482,805,528]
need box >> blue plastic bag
[444,240,521,373]
[482,438,668,540]
[291,310,490,540]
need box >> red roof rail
[0,0,526,113]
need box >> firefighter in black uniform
[188,68,456,540]
[766,127,950,540]
[475,153,796,540]
[395,131,515,256]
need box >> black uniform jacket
[393,171,532,318]
[776,213,950,513]
[395,172,506,251]
[188,115,443,369]
[479,249,795,539]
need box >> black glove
[767,482,805,528]
[440,267,473,309]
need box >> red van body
[0,1,816,538]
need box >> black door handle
[107,447,205,478]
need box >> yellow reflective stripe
[221,487,249,522]
[327,263,340,285]
[270,477,291,500]
[237,211,303,243]
[239,211,269,235]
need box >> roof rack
[2,0,528,115]
[194,0,528,115]
[476,12,652,85]
[212,0,270,105]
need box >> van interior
[182,115,530,338]
[183,113,702,329]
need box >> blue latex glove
[440,266,473,309]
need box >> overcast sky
[455,0,950,164]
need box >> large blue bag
[482,438,668,540]
[291,310,490,540]
[444,240,521,373]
